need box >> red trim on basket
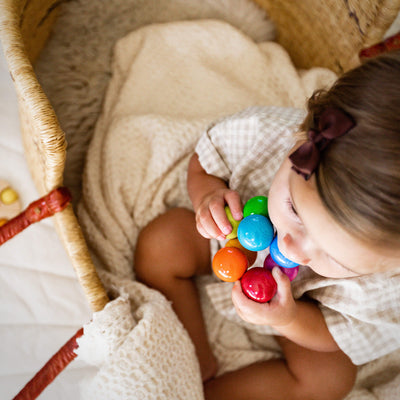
[13,328,84,400]
[0,187,72,245]
[359,31,400,59]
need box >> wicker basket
[0,0,399,316]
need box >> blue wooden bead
[238,215,274,251]
[269,236,299,268]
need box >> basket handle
[0,187,72,245]
[13,328,84,400]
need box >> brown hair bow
[289,107,355,180]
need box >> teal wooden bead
[238,214,274,251]
[243,196,268,218]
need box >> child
[134,50,400,399]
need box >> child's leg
[134,207,217,381]
[204,336,357,400]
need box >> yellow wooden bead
[225,206,240,240]
[0,187,19,205]
[0,218,8,227]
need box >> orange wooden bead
[226,238,257,266]
[212,247,248,282]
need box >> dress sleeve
[315,270,400,365]
[195,106,305,195]
[195,107,264,182]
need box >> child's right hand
[231,267,297,327]
[194,188,242,240]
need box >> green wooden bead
[243,196,268,218]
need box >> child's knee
[134,210,178,277]
[134,207,201,282]
[136,208,194,252]
[297,353,356,400]
[278,337,357,400]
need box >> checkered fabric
[195,106,303,202]
[195,106,400,365]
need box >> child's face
[268,148,400,278]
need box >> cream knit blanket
[76,20,400,399]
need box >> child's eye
[285,198,301,223]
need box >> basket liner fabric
[75,19,400,399]
[35,0,275,205]
[34,0,400,207]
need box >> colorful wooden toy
[263,254,299,281]
[240,267,277,303]
[0,180,21,227]
[237,214,274,251]
[269,236,299,269]
[226,238,257,267]
[212,196,299,303]
[225,206,240,240]
[212,246,248,282]
[243,195,268,218]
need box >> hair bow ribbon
[289,107,355,180]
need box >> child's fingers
[232,281,265,314]
[231,281,252,319]
[232,281,251,310]
[196,218,212,239]
[269,267,297,326]
[199,218,225,240]
[209,199,232,236]
[195,189,242,239]
[232,281,271,325]
[196,208,226,239]
[224,191,243,221]
[271,267,292,304]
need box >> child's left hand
[231,267,297,327]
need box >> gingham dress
[195,106,400,365]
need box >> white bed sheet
[0,46,96,399]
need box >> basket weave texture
[255,0,400,73]
[0,0,109,312]
[0,0,399,312]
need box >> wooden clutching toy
[212,196,299,303]
[0,180,22,227]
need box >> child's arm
[232,267,341,352]
[187,153,243,240]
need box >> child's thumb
[272,267,291,297]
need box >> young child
[134,50,400,399]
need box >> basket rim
[0,0,109,313]
[0,0,66,193]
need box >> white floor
[0,44,96,400]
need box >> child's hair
[300,50,400,247]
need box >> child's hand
[231,267,297,327]
[195,188,242,240]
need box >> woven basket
[0,0,399,315]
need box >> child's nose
[281,233,311,265]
